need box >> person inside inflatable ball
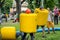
[36,6,47,38]
[21,9,34,40]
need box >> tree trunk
[15,0,21,22]
[58,0,60,8]
[15,0,26,22]
[0,8,1,14]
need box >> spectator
[2,12,7,22]
[53,6,59,25]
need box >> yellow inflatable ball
[20,13,37,33]
[1,27,16,39]
[34,8,49,26]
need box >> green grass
[0,20,60,40]
[0,21,20,31]
[17,31,60,40]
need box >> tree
[0,0,5,7]
[0,0,5,14]
[15,0,26,14]
[27,0,57,10]
[58,0,60,8]
[15,0,26,22]
[35,0,41,8]
[27,0,34,11]
[26,0,41,12]
[2,0,13,13]
[44,0,55,10]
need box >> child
[47,8,55,34]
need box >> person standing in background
[53,6,59,25]
[2,12,7,22]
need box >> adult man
[53,6,59,25]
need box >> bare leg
[41,26,46,38]
[47,21,50,34]
[52,28,55,33]
[47,28,50,34]
[50,22,55,33]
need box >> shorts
[47,21,54,28]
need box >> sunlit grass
[0,20,60,40]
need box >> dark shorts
[37,25,45,28]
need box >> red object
[16,18,18,21]
[25,9,31,14]
[58,10,60,16]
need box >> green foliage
[44,0,60,10]
[0,0,5,7]
[27,0,60,11]
[58,0,60,8]
[26,0,41,12]
[1,0,13,13]
[44,0,55,10]
[35,0,41,8]
[26,0,34,12]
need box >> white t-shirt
[48,13,51,21]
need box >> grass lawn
[0,20,60,40]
